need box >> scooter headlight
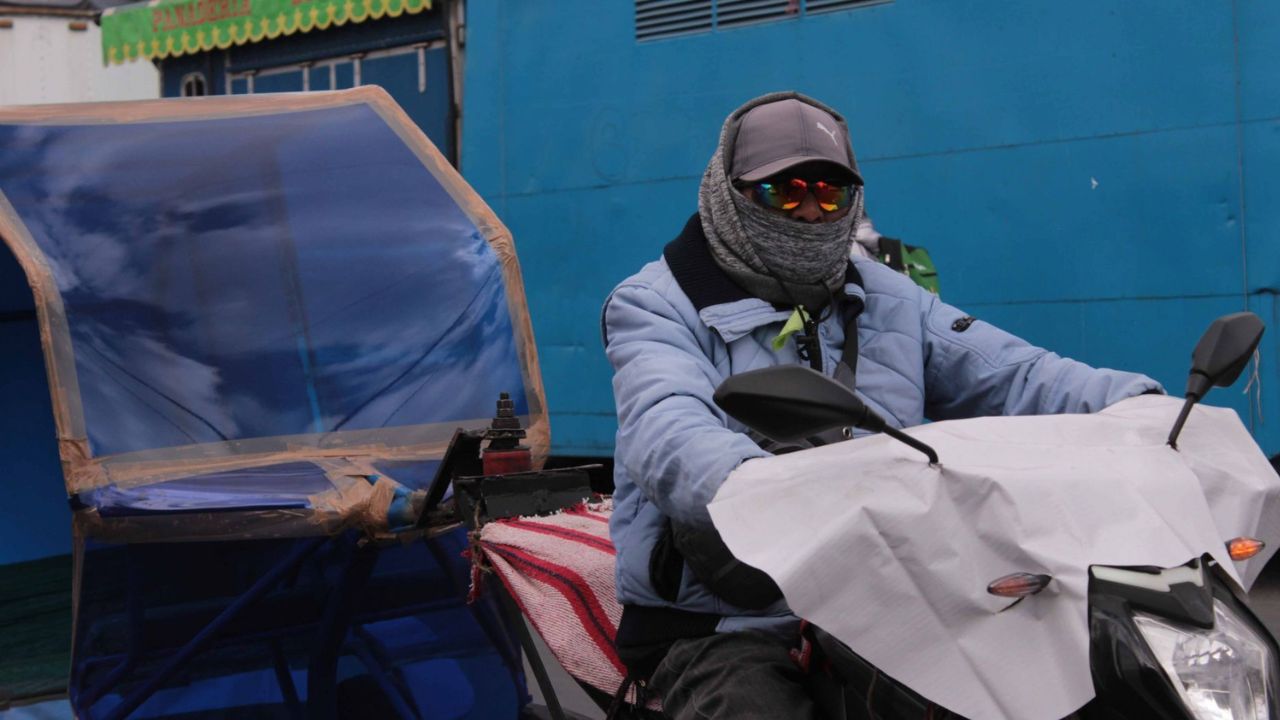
[1134,600,1273,720]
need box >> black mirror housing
[1168,311,1266,449]
[1187,312,1265,400]
[712,366,880,443]
[712,366,941,463]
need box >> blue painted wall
[0,246,71,564]
[461,0,1280,457]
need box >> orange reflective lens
[987,573,1052,598]
[754,177,854,213]
[1227,536,1265,561]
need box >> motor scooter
[709,311,1279,719]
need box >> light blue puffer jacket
[601,215,1162,633]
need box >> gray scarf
[698,92,865,310]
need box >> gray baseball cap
[730,98,861,185]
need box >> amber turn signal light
[987,573,1052,598]
[1227,537,1265,561]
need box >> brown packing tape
[308,456,380,475]
[490,233,552,469]
[0,191,89,469]
[78,416,502,492]
[60,437,95,488]
[526,416,551,471]
[69,408,540,496]
[0,88,381,126]
[310,460,406,535]
[363,90,551,468]
[68,462,107,494]
[355,476,400,535]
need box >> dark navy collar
[662,212,862,313]
[662,214,753,312]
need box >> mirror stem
[1166,397,1196,450]
[882,426,940,465]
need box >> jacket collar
[663,213,864,340]
[663,213,754,311]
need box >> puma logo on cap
[815,121,840,149]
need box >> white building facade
[0,1,155,105]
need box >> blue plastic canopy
[0,89,548,718]
[0,88,547,535]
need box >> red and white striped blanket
[474,500,652,706]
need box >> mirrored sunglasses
[751,177,857,213]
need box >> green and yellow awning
[100,0,430,65]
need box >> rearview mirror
[1188,312,1265,400]
[712,365,883,442]
[713,366,939,464]
[1168,311,1265,449]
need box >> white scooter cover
[708,395,1280,720]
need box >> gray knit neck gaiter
[697,93,864,310]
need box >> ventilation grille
[717,0,794,29]
[636,0,714,41]
[636,0,881,41]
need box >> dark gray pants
[649,630,837,720]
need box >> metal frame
[73,527,535,719]
[81,537,329,720]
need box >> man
[600,92,1161,719]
